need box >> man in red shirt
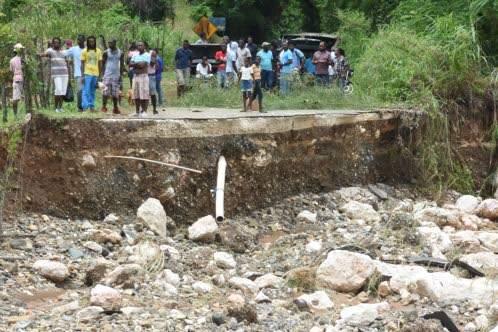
[215,44,228,88]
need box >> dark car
[281,33,339,59]
[189,43,223,75]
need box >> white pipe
[215,156,227,222]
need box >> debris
[422,311,459,332]
[104,155,202,174]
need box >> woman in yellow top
[81,36,103,112]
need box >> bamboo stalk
[104,155,202,174]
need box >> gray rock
[81,153,97,169]
[33,260,69,283]
[188,215,218,242]
[316,250,375,292]
[213,251,237,269]
[68,247,85,259]
[338,302,390,327]
[90,284,122,311]
[339,201,380,223]
[296,291,334,312]
[76,306,104,322]
[456,195,480,213]
[212,312,225,326]
[136,198,169,238]
[104,264,143,288]
[9,238,33,251]
[121,224,139,245]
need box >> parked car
[281,32,339,59]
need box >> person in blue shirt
[64,35,85,111]
[279,41,293,95]
[256,42,274,90]
[154,48,164,106]
[289,41,305,72]
[304,57,316,75]
[175,40,192,97]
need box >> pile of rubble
[2,185,498,331]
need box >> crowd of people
[4,34,350,121]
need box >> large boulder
[459,252,498,275]
[456,195,480,214]
[339,201,381,223]
[188,215,218,242]
[33,260,69,283]
[136,198,169,238]
[374,261,428,293]
[338,302,390,327]
[478,199,498,220]
[316,250,375,293]
[90,284,122,311]
[409,272,498,305]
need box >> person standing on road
[127,43,139,88]
[256,42,273,90]
[81,36,103,112]
[312,41,331,86]
[65,35,85,111]
[174,40,192,97]
[215,44,228,88]
[335,48,350,91]
[40,37,69,113]
[130,41,151,116]
[238,57,253,112]
[250,56,265,113]
[101,38,124,114]
[246,36,258,59]
[5,44,24,122]
[279,41,293,95]
[289,41,305,72]
[154,48,164,106]
[148,49,159,114]
[236,38,251,71]
[226,41,238,87]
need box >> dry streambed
[2,185,498,331]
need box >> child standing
[250,56,265,113]
[238,57,253,112]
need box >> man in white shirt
[236,38,252,70]
[196,56,213,80]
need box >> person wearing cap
[5,44,24,122]
[256,42,273,90]
[65,35,85,111]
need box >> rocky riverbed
[2,185,498,331]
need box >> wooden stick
[104,155,203,174]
